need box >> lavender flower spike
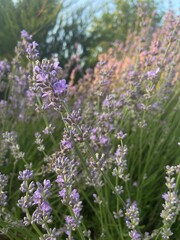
[53,79,68,95]
[18,169,34,181]
[160,165,180,239]
[0,173,8,207]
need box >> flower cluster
[0,173,8,208]
[125,201,141,240]
[33,59,68,110]
[112,143,129,182]
[35,132,45,152]
[17,166,58,239]
[85,153,107,187]
[31,180,52,228]
[160,165,180,239]
[2,132,25,162]
[17,167,34,210]
[64,189,83,235]
[0,59,10,79]
[56,175,83,236]
[21,30,39,61]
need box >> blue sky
[12,0,180,17]
[162,0,180,11]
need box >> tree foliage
[0,0,61,59]
[0,0,162,70]
[86,0,162,67]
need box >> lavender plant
[0,5,180,240]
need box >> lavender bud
[0,173,8,207]
[18,169,33,181]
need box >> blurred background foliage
[86,0,162,67]
[0,0,61,59]
[0,0,163,70]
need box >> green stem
[26,209,43,238]
[154,228,162,240]
[36,95,57,146]
[9,161,17,196]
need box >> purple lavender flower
[20,180,35,193]
[43,179,51,190]
[125,201,141,239]
[53,79,68,95]
[54,154,79,187]
[33,180,51,204]
[85,154,106,187]
[115,131,127,140]
[90,134,97,141]
[129,230,141,240]
[18,169,33,181]
[0,100,7,112]
[17,195,33,209]
[65,215,77,230]
[0,192,7,207]
[33,60,68,109]
[125,201,140,230]
[112,144,129,181]
[59,188,67,199]
[61,139,72,150]
[21,30,30,39]
[33,189,42,205]
[0,173,8,207]
[30,180,52,230]
[73,204,82,218]
[41,201,52,214]
[17,167,35,210]
[90,128,97,141]
[147,68,160,79]
[56,175,65,187]
[99,135,109,145]
[115,145,128,159]
[161,228,173,239]
[0,60,10,79]
[160,165,180,239]
[70,189,80,205]
[26,41,39,61]
[42,124,55,135]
